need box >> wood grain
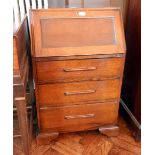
[30,8,126,57]
[13,15,29,76]
[13,15,33,155]
[41,17,115,48]
[37,132,59,145]
[39,101,118,132]
[36,57,124,83]
[37,80,120,106]
[30,8,126,140]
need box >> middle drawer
[37,79,120,106]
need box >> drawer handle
[65,114,95,120]
[64,90,96,96]
[63,67,96,72]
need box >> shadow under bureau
[30,8,126,144]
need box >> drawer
[37,79,120,106]
[39,101,118,132]
[36,57,124,83]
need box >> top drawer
[36,57,124,83]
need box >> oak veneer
[30,8,126,144]
[39,101,118,132]
[37,80,120,106]
[30,8,126,58]
[36,57,124,83]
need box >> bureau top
[30,8,126,57]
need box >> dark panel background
[122,0,141,123]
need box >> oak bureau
[30,8,126,144]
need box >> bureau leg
[36,132,59,145]
[99,125,119,137]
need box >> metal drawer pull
[64,90,96,96]
[65,114,95,120]
[63,67,96,72]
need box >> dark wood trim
[121,0,141,141]
[35,54,125,62]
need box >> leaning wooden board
[30,8,126,144]
[13,16,32,155]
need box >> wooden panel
[41,17,115,48]
[122,0,141,121]
[13,38,19,70]
[37,79,120,106]
[30,8,126,57]
[121,0,141,140]
[13,15,32,155]
[36,57,124,83]
[39,101,118,132]
[13,16,29,78]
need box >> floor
[14,116,141,155]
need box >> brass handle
[64,90,96,96]
[63,67,96,72]
[65,114,95,120]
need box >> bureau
[30,8,126,144]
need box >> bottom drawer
[39,101,118,132]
